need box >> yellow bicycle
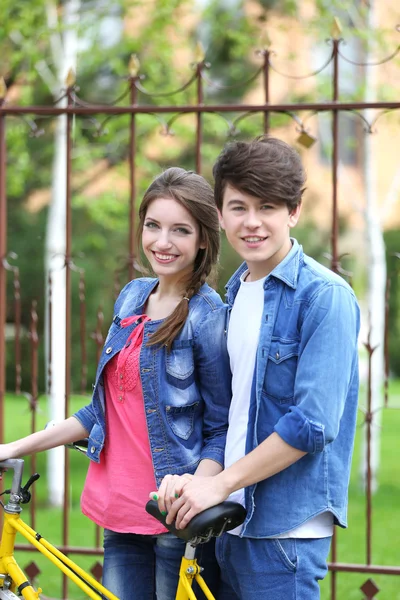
[0,456,245,600]
[146,499,246,600]
[0,457,117,600]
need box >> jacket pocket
[166,402,199,440]
[263,339,299,403]
[166,339,195,390]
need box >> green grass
[3,384,400,599]
[320,378,400,600]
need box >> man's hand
[163,474,230,529]
[150,473,194,515]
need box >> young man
[158,136,360,599]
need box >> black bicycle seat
[145,500,246,545]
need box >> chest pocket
[166,339,195,390]
[263,339,299,404]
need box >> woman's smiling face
[141,197,204,284]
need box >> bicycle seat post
[184,543,196,561]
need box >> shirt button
[105,347,112,354]
[119,396,123,401]
[120,374,123,379]
[90,446,96,454]
[275,352,280,360]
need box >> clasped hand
[150,473,228,530]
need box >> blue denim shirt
[74,278,231,487]
[225,240,360,538]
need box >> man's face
[218,184,301,281]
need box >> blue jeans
[102,530,220,600]
[215,534,332,600]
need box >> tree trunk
[359,0,384,493]
[45,0,80,506]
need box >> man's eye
[261,205,274,210]
[232,206,245,212]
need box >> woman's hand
[0,444,14,462]
[149,473,194,515]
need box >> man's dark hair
[213,135,306,212]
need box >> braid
[146,273,208,351]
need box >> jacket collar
[225,238,302,304]
[131,278,159,313]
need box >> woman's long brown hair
[136,167,220,350]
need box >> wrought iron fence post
[0,78,8,445]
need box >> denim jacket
[74,278,231,487]
[225,240,360,538]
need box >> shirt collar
[225,238,303,302]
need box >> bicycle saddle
[145,500,246,545]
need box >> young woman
[0,167,231,600]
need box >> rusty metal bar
[62,85,74,600]
[2,100,400,116]
[330,529,337,600]
[128,76,138,281]
[28,300,39,529]
[79,271,87,394]
[384,276,390,407]
[2,258,22,394]
[13,267,21,393]
[331,39,340,274]
[328,563,400,575]
[195,62,203,173]
[329,37,340,600]
[91,307,104,368]
[90,306,104,550]
[365,325,374,566]
[0,104,6,445]
[263,50,270,133]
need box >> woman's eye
[174,227,191,235]
[144,221,158,229]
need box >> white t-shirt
[225,271,333,538]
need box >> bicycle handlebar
[0,458,25,497]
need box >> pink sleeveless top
[81,315,167,534]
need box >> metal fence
[1,27,400,600]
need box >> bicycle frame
[145,498,246,600]
[0,459,118,600]
[175,544,215,600]
[0,458,239,600]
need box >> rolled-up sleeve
[73,403,97,434]
[274,283,360,453]
[193,306,232,466]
